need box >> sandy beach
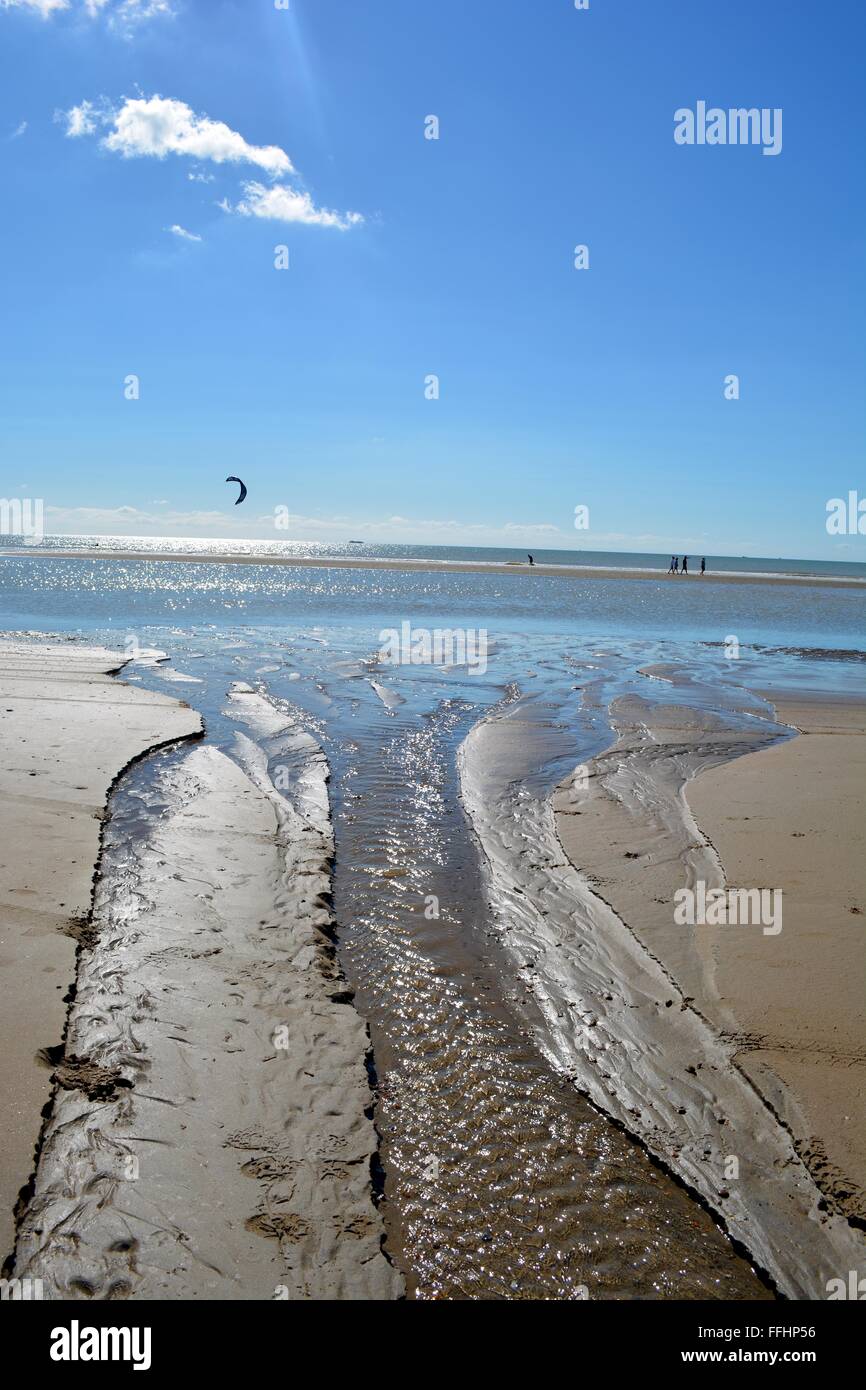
[687,693,866,1226]
[2,548,863,589]
[1,632,863,1301]
[546,686,865,1291]
[2,643,399,1299]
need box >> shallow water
[2,556,862,1297]
[1,550,866,654]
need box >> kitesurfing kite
[226,475,247,505]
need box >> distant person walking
[527,554,534,566]
[668,555,677,573]
[682,555,689,575]
[700,557,706,575]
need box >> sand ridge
[459,694,866,1296]
[7,648,400,1299]
[0,641,202,1266]
[2,548,863,589]
[13,738,400,1301]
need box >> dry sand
[547,687,865,1289]
[0,641,202,1266]
[2,548,863,588]
[686,692,866,1225]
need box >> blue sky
[1,0,864,558]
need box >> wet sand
[327,683,770,1300]
[5,647,399,1298]
[0,642,201,1267]
[2,548,863,589]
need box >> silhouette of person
[668,555,677,573]
[682,555,689,575]
[527,554,534,566]
[700,557,706,575]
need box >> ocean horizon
[3,532,865,581]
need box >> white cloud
[41,506,759,551]
[44,506,571,545]
[104,0,172,25]
[232,180,363,230]
[9,120,28,139]
[1,0,70,15]
[46,505,268,538]
[62,94,362,233]
[64,99,99,137]
[168,223,202,242]
[73,95,295,177]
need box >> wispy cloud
[41,505,756,551]
[64,100,100,137]
[45,506,570,544]
[167,223,201,242]
[2,0,173,26]
[65,94,294,177]
[104,0,173,24]
[47,505,267,537]
[230,181,363,230]
[9,119,28,139]
[1,0,70,15]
